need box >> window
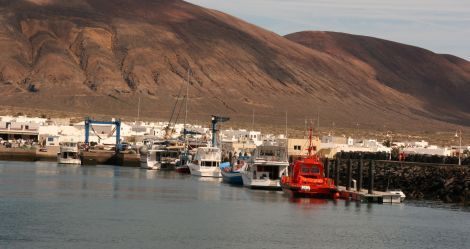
[311,167,320,174]
[301,165,320,174]
[260,150,274,156]
[202,161,218,167]
[47,137,54,142]
[294,145,301,150]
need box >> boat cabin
[155,150,180,162]
[289,157,324,182]
[246,163,287,180]
[248,144,289,180]
[58,142,80,159]
[192,147,221,167]
[255,144,287,162]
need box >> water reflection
[194,176,222,183]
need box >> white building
[402,146,451,156]
[221,129,263,146]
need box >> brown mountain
[285,31,470,123]
[0,0,469,130]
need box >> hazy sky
[186,0,470,60]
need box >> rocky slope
[0,0,469,129]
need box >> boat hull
[241,173,281,190]
[221,171,243,185]
[175,165,190,174]
[160,162,176,171]
[188,163,221,178]
[281,183,338,198]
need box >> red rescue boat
[281,128,339,199]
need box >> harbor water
[0,161,468,249]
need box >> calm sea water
[0,161,468,249]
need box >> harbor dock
[81,150,140,167]
[337,186,403,204]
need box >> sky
[186,0,470,60]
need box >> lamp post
[455,130,462,166]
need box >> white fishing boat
[57,142,81,165]
[140,148,164,170]
[240,142,289,190]
[188,147,222,177]
[140,148,180,170]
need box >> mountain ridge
[0,0,468,130]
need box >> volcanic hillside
[0,0,469,129]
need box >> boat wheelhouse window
[301,167,310,173]
[260,150,274,156]
[301,165,320,174]
[311,166,320,174]
[202,161,218,167]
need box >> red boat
[281,128,339,199]
[175,165,190,174]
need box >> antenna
[317,110,320,133]
[251,109,255,132]
[304,118,307,138]
[137,97,141,122]
[307,126,313,156]
[285,111,288,139]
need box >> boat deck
[337,186,403,204]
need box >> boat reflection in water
[288,197,329,205]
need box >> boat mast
[307,127,313,157]
[285,111,288,161]
[136,97,141,137]
[183,69,190,152]
[251,109,255,132]
[137,97,141,122]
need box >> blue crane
[84,117,122,151]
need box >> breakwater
[326,159,469,205]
